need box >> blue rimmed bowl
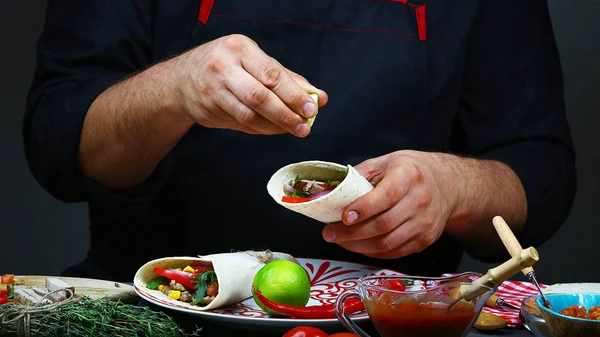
[536,293,600,337]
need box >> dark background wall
[1,1,598,284]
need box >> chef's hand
[177,34,327,137]
[321,150,464,259]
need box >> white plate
[135,258,402,331]
[545,283,600,294]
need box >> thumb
[284,69,328,107]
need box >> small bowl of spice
[537,293,600,337]
[520,295,551,337]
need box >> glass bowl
[520,295,551,337]
[335,272,497,337]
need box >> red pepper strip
[153,267,196,289]
[254,290,365,319]
[282,196,312,203]
[0,290,8,297]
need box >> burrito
[267,161,373,223]
[133,251,297,311]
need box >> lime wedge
[307,93,319,127]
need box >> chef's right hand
[176,34,328,137]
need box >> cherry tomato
[283,326,329,337]
[387,280,406,291]
[1,274,14,285]
[0,290,9,297]
[0,297,7,305]
[206,282,218,297]
[329,334,360,337]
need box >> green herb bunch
[0,297,200,337]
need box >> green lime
[307,93,319,127]
[252,260,311,317]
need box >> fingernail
[347,211,359,224]
[295,123,309,136]
[303,102,316,118]
[323,228,336,242]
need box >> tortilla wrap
[267,160,374,223]
[134,251,298,311]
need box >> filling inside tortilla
[282,175,342,203]
[145,262,218,306]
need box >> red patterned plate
[136,258,402,331]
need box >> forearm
[79,55,194,190]
[441,154,528,254]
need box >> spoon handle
[460,247,539,301]
[492,216,535,276]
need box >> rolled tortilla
[133,251,297,311]
[267,160,373,223]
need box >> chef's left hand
[322,150,465,259]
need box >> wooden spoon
[492,216,551,308]
[475,312,507,330]
[449,246,539,308]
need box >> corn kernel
[158,285,164,291]
[169,290,181,300]
[183,266,195,273]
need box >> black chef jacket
[23,0,576,282]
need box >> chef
[23,0,576,281]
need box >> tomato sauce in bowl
[366,300,476,337]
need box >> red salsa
[560,305,600,320]
[366,300,476,337]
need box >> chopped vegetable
[190,271,217,306]
[170,290,182,300]
[0,297,7,305]
[206,283,218,297]
[146,276,168,290]
[0,290,8,297]
[168,269,194,279]
[282,196,312,203]
[7,284,13,299]
[281,175,342,203]
[152,268,195,289]
[148,264,218,308]
[293,190,310,198]
[193,266,214,274]
[1,274,14,285]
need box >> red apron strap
[414,4,426,41]
[198,0,216,24]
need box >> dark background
[1,1,598,284]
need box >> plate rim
[134,257,404,324]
